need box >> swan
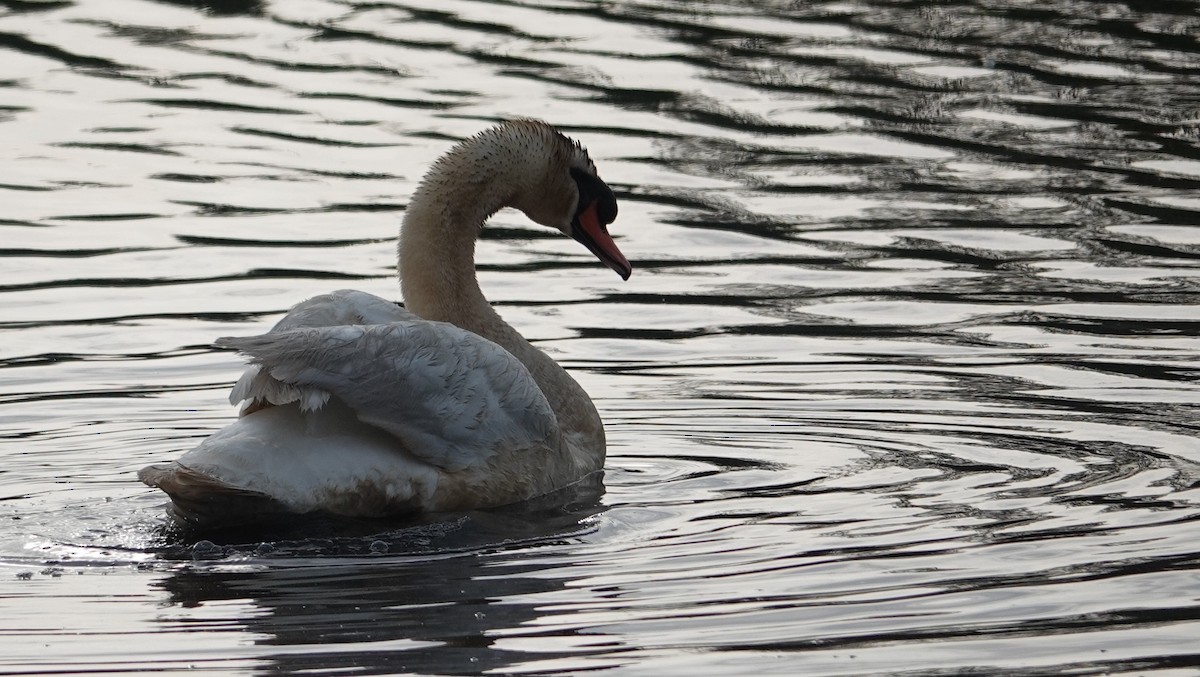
[138,119,630,529]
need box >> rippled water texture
[3,0,1200,674]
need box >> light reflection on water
[2,0,1200,674]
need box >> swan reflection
[153,475,611,675]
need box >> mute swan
[139,119,629,529]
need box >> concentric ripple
[2,0,1199,675]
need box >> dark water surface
[3,0,1200,674]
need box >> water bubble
[191,540,222,559]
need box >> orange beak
[572,200,631,280]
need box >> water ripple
[1,0,1199,675]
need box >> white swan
[139,119,630,529]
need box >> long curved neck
[398,164,502,333]
[397,136,605,456]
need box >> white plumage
[219,297,558,473]
[138,120,630,529]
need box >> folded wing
[217,319,559,474]
[227,289,418,410]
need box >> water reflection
[2,0,1200,674]
[160,554,591,675]
[153,0,265,17]
[153,479,608,675]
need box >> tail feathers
[138,462,292,531]
[223,349,331,412]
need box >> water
[2,0,1199,674]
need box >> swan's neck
[396,132,605,458]
[399,128,545,335]
[399,125,560,346]
[398,170,499,332]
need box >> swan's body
[139,120,629,529]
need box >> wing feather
[226,290,415,408]
[216,321,559,473]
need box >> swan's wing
[228,290,416,408]
[268,289,417,331]
[216,322,559,473]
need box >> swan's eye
[595,191,617,225]
[569,167,617,225]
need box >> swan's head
[491,120,631,280]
